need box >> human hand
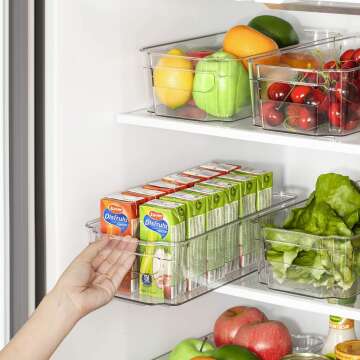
[51,236,138,321]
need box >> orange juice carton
[144,180,187,194]
[162,173,201,188]
[200,162,241,174]
[100,193,144,295]
[182,167,222,180]
[123,186,167,201]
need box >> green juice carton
[161,191,207,291]
[218,174,257,217]
[139,199,186,301]
[233,168,273,211]
[185,185,226,282]
[218,173,258,269]
[198,180,240,274]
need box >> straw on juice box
[144,180,187,194]
[100,193,144,295]
[199,179,240,273]
[182,167,222,180]
[123,186,167,201]
[185,185,226,282]
[162,191,207,290]
[200,162,241,174]
[233,168,273,211]
[139,199,186,300]
[162,173,201,188]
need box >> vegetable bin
[257,200,360,299]
[250,34,360,136]
[86,192,296,305]
[142,30,338,122]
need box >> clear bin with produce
[142,29,338,123]
[258,199,360,299]
[250,34,360,136]
[87,192,296,305]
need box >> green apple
[169,338,215,360]
[212,345,260,360]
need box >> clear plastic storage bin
[257,200,360,299]
[142,29,338,123]
[250,34,360,136]
[87,193,296,305]
[153,333,324,359]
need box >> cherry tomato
[267,82,292,101]
[352,48,360,63]
[345,115,360,130]
[323,60,340,81]
[340,49,355,62]
[304,89,327,112]
[335,81,360,103]
[286,104,316,130]
[341,60,357,69]
[261,102,284,127]
[186,49,214,58]
[324,60,338,70]
[328,102,343,127]
[290,85,312,103]
[303,71,317,83]
[281,52,320,69]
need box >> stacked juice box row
[100,161,273,301]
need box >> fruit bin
[152,333,324,360]
[250,34,360,136]
[257,199,360,300]
[142,29,338,123]
[86,192,296,305]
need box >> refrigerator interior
[43,0,360,359]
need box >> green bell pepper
[192,50,250,118]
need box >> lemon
[154,48,193,109]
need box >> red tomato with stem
[267,83,292,102]
[340,49,355,62]
[290,86,312,104]
[328,102,343,128]
[304,89,327,112]
[352,48,360,64]
[261,102,284,127]
[286,104,316,130]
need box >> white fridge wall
[45,1,360,359]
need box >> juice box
[162,191,207,291]
[199,179,240,274]
[162,173,201,188]
[144,180,187,194]
[200,162,241,174]
[162,192,206,239]
[100,193,145,236]
[139,199,186,300]
[217,174,257,269]
[100,193,145,295]
[233,168,273,211]
[182,167,222,180]
[199,179,239,224]
[123,186,167,201]
[185,185,226,282]
[218,174,257,217]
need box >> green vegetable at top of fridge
[192,50,250,118]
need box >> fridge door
[0,0,9,348]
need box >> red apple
[233,321,292,360]
[214,306,268,347]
